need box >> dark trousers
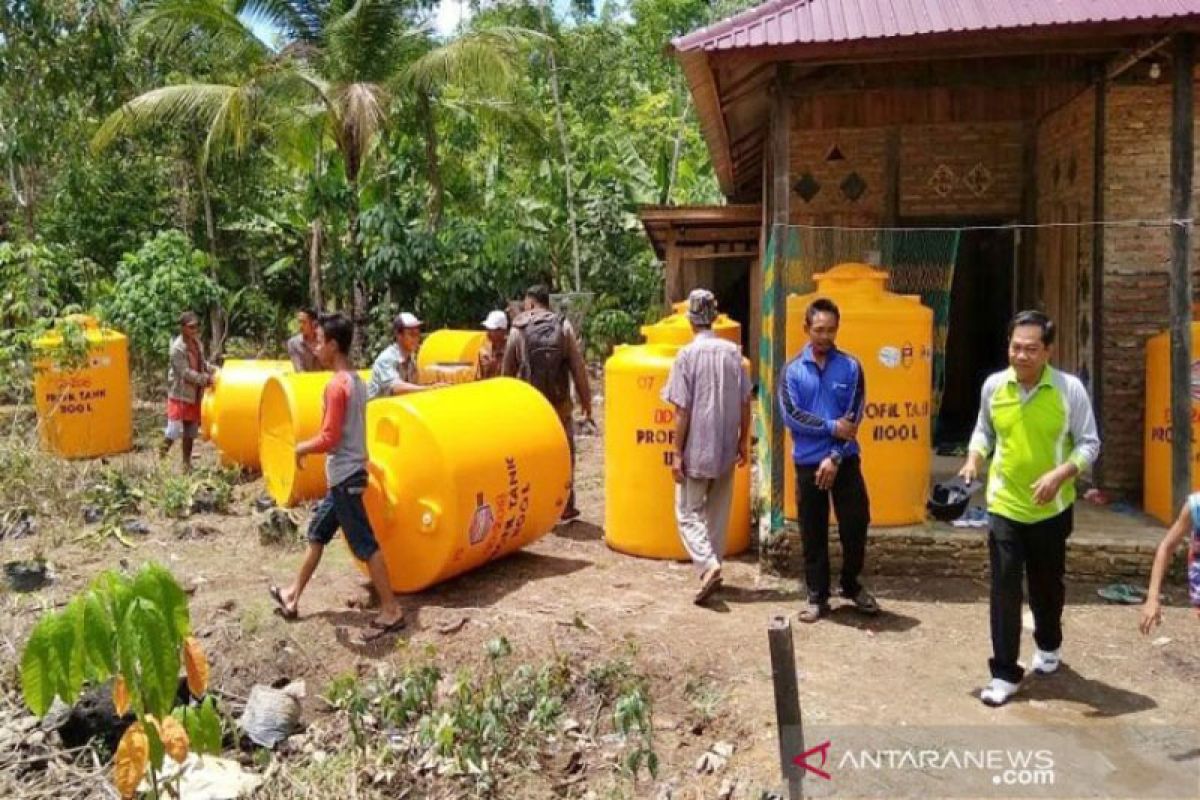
[557,407,577,514]
[795,456,871,604]
[987,508,1072,683]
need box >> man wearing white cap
[476,310,509,380]
[368,312,437,400]
[663,289,752,604]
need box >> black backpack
[520,313,569,406]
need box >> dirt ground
[2,411,1200,799]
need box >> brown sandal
[269,585,298,621]
[693,567,723,605]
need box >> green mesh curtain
[758,225,961,534]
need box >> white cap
[394,311,422,330]
[482,310,509,331]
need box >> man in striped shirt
[662,289,752,604]
[960,310,1100,707]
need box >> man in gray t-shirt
[269,313,406,640]
[662,289,751,604]
[286,308,322,372]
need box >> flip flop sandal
[268,585,298,620]
[693,570,723,605]
[1096,583,1146,605]
[368,613,406,631]
[363,616,406,641]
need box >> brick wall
[788,127,886,222]
[785,121,1024,222]
[760,525,1169,581]
[900,122,1024,218]
[1098,83,1200,496]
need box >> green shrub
[101,231,222,367]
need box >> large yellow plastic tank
[417,330,486,371]
[1143,324,1200,524]
[361,378,570,592]
[784,264,933,526]
[641,302,742,348]
[419,363,475,385]
[32,316,132,459]
[604,342,751,559]
[258,370,371,506]
[201,360,293,468]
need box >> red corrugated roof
[673,0,1200,53]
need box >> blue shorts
[307,471,379,561]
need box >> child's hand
[1139,600,1163,635]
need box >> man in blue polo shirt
[779,297,878,623]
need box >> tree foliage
[101,231,223,366]
[1,0,755,365]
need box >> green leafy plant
[20,563,218,798]
[84,467,144,518]
[100,231,222,368]
[587,650,658,780]
[152,474,195,520]
[614,685,658,779]
[189,466,238,514]
[81,467,146,547]
[0,312,95,405]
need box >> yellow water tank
[361,378,570,592]
[32,316,132,459]
[419,363,476,385]
[1143,324,1200,524]
[417,330,486,371]
[641,302,742,348]
[604,342,751,559]
[201,360,293,469]
[784,263,933,526]
[258,370,371,506]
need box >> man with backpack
[503,285,592,522]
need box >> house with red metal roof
[643,0,1200,510]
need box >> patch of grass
[257,750,400,799]
[0,430,93,536]
[683,675,726,727]
[258,508,301,547]
[239,603,268,638]
[322,640,659,797]
[190,465,238,514]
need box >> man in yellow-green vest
[959,310,1100,707]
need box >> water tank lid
[33,315,123,348]
[812,262,888,286]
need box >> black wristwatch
[829,451,843,466]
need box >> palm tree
[93,0,538,343]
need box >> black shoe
[843,588,880,615]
